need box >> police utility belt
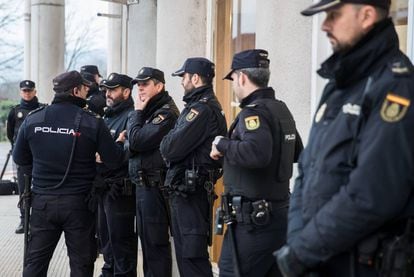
[215,195,289,234]
[106,178,134,196]
[136,169,166,189]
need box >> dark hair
[239,68,270,88]
[151,78,166,92]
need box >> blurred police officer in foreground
[7,80,45,234]
[128,67,179,277]
[274,1,414,276]
[97,73,137,277]
[12,70,126,277]
[81,65,106,116]
[210,49,303,277]
[160,58,227,277]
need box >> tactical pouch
[215,207,224,235]
[184,169,198,193]
[250,199,272,226]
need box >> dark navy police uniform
[97,73,137,277]
[7,90,45,229]
[13,71,125,277]
[128,67,179,277]
[161,58,227,277]
[217,49,303,277]
[278,16,414,277]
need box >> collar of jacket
[52,93,87,108]
[142,90,172,119]
[183,85,214,106]
[105,96,134,117]
[20,96,40,110]
[318,18,398,88]
[240,87,275,108]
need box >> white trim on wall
[408,0,414,61]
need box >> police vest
[224,99,297,201]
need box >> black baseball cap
[172,57,215,78]
[80,65,102,77]
[301,0,391,16]
[224,49,270,80]
[100,73,133,89]
[19,80,35,90]
[131,67,165,85]
[53,71,93,93]
[81,72,98,85]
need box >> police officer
[274,1,414,276]
[97,72,137,277]
[12,70,126,277]
[81,65,106,116]
[6,80,45,234]
[210,49,303,277]
[128,67,179,277]
[160,58,227,277]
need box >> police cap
[80,65,102,77]
[223,49,270,80]
[81,72,98,85]
[20,80,35,90]
[301,0,391,16]
[100,73,133,89]
[172,57,215,78]
[131,67,165,85]
[53,71,93,93]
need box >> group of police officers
[8,0,414,276]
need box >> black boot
[15,220,24,234]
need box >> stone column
[24,0,31,79]
[256,0,313,142]
[107,2,123,74]
[31,0,65,102]
[156,0,208,109]
[126,0,157,78]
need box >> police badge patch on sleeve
[185,108,199,122]
[152,114,165,124]
[245,115,260,130]
[380,93,410,122]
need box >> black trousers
[170,187,213,277]
[98,197,114,276]
[100,192,137,277]
[23,194,97,277]
[219,206,288,277]
[136,186,172,277]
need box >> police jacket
[7,96,44,146]
[216,88,303,201]
[160,85,227,173]
[127,91,179,185]
[287,19,414,268]
[12,93,125,195]
[97,97,134,180]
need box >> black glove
[274,245,307,277]
[108,182,123,200]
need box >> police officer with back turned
[274,1,414,276]
[210,49,303,277]
[13,70,126,277]
[160,58,227,277]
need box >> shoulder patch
[246,104,257,108]
[380,93,410,122]
[390,61,412,76]
[244,115,260,130]
[161,104,170,109]
[186,108,199,122]
[199,97,209,103]
[152,114,166,124]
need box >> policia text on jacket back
[210,49,303,277]
[274,1,414,276]
[12,71,126,277]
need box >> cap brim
[171,68,185,77]
[82,78,93,87]
[301,0,342,16]
[99,82,120,89]
[223,69,235,80]
[21,86,34,90]
[131,76,151,85]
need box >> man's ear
[123,88,131,98]
[360,5,377,30]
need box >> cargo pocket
[277,120,296,182]
[181,227,209,259]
